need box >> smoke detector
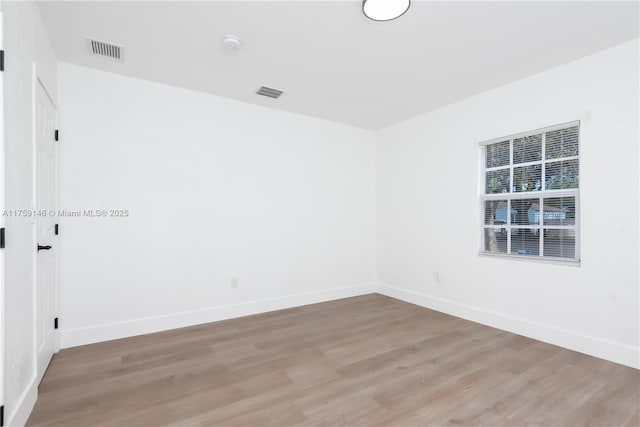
[222,35,241,51]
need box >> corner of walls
[373,39,640,371]
[374,282,640,369]
[372,131,382,287]
[61,282,377,348]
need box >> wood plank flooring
[27,294,639,426]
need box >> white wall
[59,41,639,369]
[376,39,640,368]
[57,63,376,347]
[2,1,58,425]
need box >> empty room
[1,0,639,426]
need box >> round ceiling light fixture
[363,0,410,21]
[222,34,241,51]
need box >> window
[480,121,579,262]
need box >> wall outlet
[230,276,239,288]
[433,272,441,284]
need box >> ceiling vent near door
[256,86,284,99]
[86,37,124,61]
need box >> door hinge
[0,228,5,249]
[55,224,59,235]
[55,129,59,141]
[0,50,4,72]
[54,317,59,329]
[1,404,4,426]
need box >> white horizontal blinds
[545,126,579,159]
[481,122,579,260]
[485,169,510,194]
[511,227,540,256]
[542,196,577,259]
[509,198,543,256]
[483,200,509,254]
[513,133,542,193]
[513,134,542,163]
[485,140,510,194]
[486,140,510,168]
[545,125,579,191]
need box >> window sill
[478,251,581,267]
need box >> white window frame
[479,121,580,265]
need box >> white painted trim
[376,282,640,370]
[0,9,5,419]
[5,375,37,427]
[31,68,59,390]
[61,283,376,348]
[478,252,580,267]
[478,120,581,147]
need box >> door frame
[31,67,60,386]
[0,7,5,422]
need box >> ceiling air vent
[87,37,123,61]
[256,86,283,99]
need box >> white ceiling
[37,1,639,129]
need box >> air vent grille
[87,38,123,61]
[256,86,283,99]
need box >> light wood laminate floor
[27,294,639,426]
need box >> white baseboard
[376,282,640,369]
[60,281,639,369]
[6,375,37,427]
[61,283,376,349]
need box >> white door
[35,79,58,381]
